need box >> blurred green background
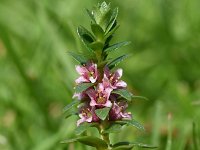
[0,0,200,150]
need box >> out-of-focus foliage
[0,0,200,150]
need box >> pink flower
[87,83,112,107]
[109,101,132,121]
[77,105,99,126]
[75,62,99,84]
[103,67,127,89]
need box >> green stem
[99,121,110,148]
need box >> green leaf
[129,142,157,149]
[89,41,104,51]
[75,83,94,94]
[132,96,149,101]
[63,100,80,113]
[104,41,131,53]
[97,2,112,30]
[65,111,78,119]
[75,122,98,135]
[107,54,129,69]
[103,124,122,134]
[77,26,95,52]
[68,51,88,64]
[112,142,157,150]
[104,24,120,39]
[116,119,145,131]
[91,24,104,40]
[61,136,108,149]
[95,107,111,120]
[106,7,118,34]
[112,145,133,150]
[86,9,96,23]
[112,89,133,101]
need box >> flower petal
[104,66,110,78]
[75,65,88,75]
[120,112,132,119]
[102,76,110,88]
[104,100,112,107]
[75,76,89,84]
[90,99,97,107]
[115,80,127,88]
[115,68,123,78]
[87,89,96,101]
[89,76,96,83]
[72,93,82,100]
[98,83,104,92]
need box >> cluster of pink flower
[73,62,132,126]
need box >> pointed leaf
[91,24,104,40]
[129,142,157,149]
[61,136,108,149]
[77,26,95,52]
[112,89,133,101]
[89,41,104,51]
[103,124,122,134]
[104,41,131,53]
[86,9,96,23]
[112,145,134,150]
[107,54,129,69]
[75,122,98,135]
[75,83,94,94]
[112,142,157,149]
[106,7,118,34]
[61,138,79,144]
[116,119,145,131]
[68,52,88,64]
[94,2,112,30]
[65,111,78,119]
[63,100,80,113]
[132,96,149,101]
[104,24,120,39]
[95,107,111,120]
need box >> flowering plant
[62,2,156,150]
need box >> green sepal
[103,124,122,134]
[115,119,145,131]
[104,41,131,53]
[63,100,80,113]
[68,51,89,64]
[95,107,111,120]
[61,136,108,149]
[112,89,133,101]
[75,122,98,135]
[91,24,104,40]
[107,54,129,69]
[75,83,94,94]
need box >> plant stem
[99,121,110,145]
